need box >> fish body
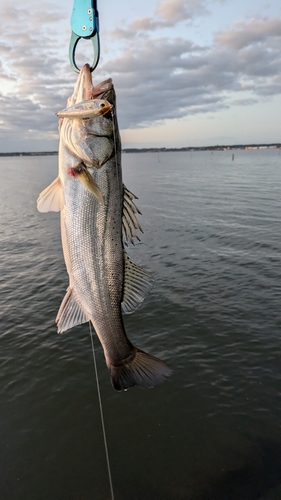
[37,64,172,390]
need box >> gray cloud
[97,15,281,129]
[156,0,208,23]
[0,1,74,151]
[215,17,281,49]
[128,0,208,32]
[232,98,258,106]
[0,0,280,151]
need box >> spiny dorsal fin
[122,185,143,246]
[56,287,89,333]
[37,177,63,213]
[121,253,153,314]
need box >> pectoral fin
[121,253,153,314]
[37,177,63,212]
[75,166,104,204]
[56,287,89,333]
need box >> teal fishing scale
[68,2,115,499]
[69,0,100,73]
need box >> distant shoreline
[0,151,58,157]
[122,143,281,153]
[0,143,280,157]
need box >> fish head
[67,64,114,106]
[59,64,119,169]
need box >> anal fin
[56,287,89,333]
[37,177,63,212]
[121,253,153,314]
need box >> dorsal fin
[121,253,153,314]
[37,177,63,212]
[122,185,143,246]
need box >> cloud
[128,0,208,32]
[232,98,258,106]
[0,0,281,151]
[0,1,74,150]
[215,17,281,49]
[97,14,281,129]
[156,0,208,23]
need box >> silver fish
[37,64,172,391]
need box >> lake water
[1,149,281,500]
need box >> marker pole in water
[89,322,115,500]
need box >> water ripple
[1,151,281,499]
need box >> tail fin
[108,348,172,391]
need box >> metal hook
[69,31,100,74]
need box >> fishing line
[111,107,120,186]
[89,322,115,500]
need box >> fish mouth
[81,64,94,99]
[76,64,94,100]
[66,64,114,108]
[67,64,95,106]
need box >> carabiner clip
[69,31,100,73]
[69,0,100,73]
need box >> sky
[0,0,281,151]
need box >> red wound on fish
[67,168,77,177]
[67,166,84,177]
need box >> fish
[37,64,172,391]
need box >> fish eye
[100,103,106,108]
